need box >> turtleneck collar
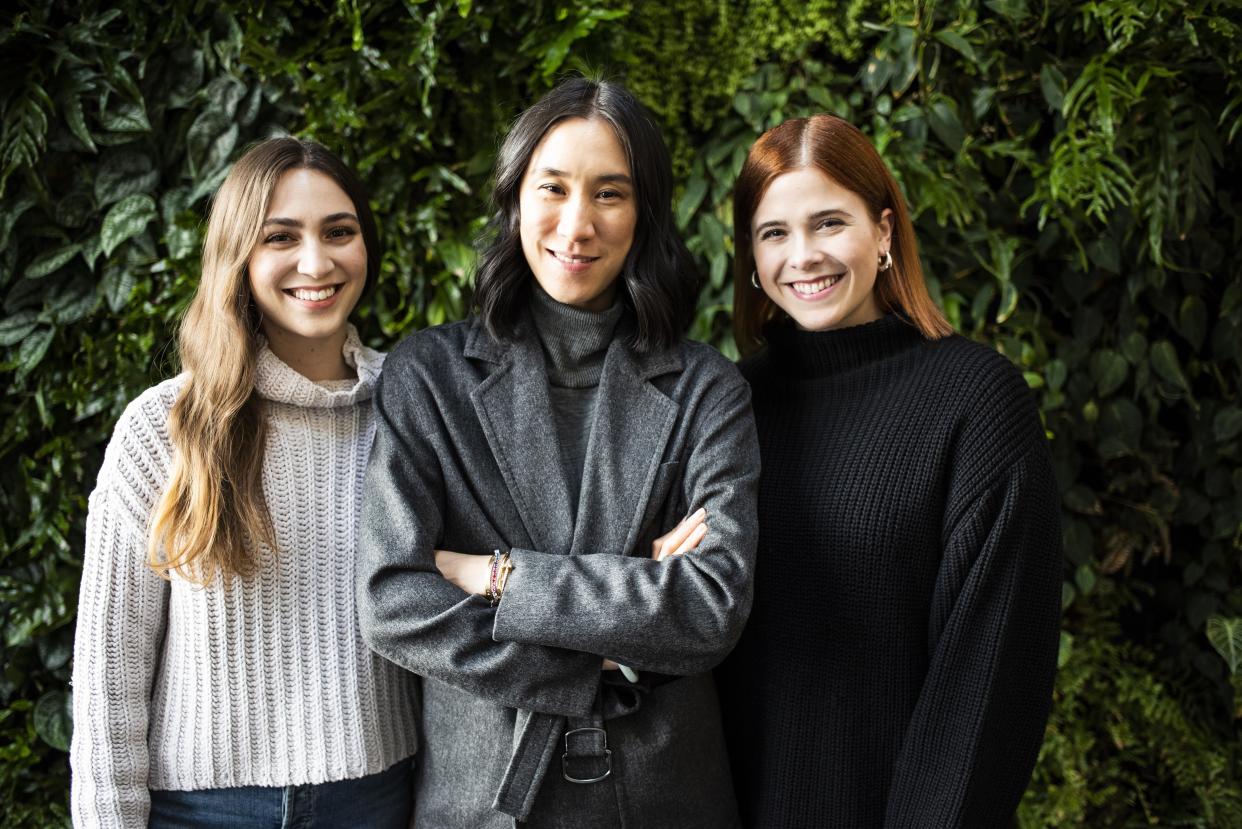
[529,283,624,388]
[254,324,384,407]
[761,313,927,378]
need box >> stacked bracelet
[485,549,513,606]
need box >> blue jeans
[148,759,414,829]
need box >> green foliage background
[3,0,1241,825]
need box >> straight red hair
[732,114,952,354]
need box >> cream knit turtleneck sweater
[70,327,420,828]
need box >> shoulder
[94,374,186,504]
[672,339,746,389]
[384,319,475,369]
[109,375,185,451]
[922,335,1039,434]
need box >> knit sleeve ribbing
[883,363,1062,828]
[71,384,176,829]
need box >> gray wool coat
[356,312,759,828]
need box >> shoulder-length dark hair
[732,114,952,355]
[474,77,698,352]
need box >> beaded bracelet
[486,549,502,605]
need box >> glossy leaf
[100,194,156,257]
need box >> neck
[261,326,354,382]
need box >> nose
[298,239,333,279]
[789,233,826,272]
[556,195,596,244]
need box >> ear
[877,207,894,251]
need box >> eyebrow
[754,208,851,234]
[262,212,360,228]
[534,167,633,185]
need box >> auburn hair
[732,114,952,354]
[147,137,379,584]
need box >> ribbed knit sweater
[70,327,420,828]
[529,284,623,512]
[716,315,1062,828]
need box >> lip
[782,273,845,301]
[282,283,346,308]
[548,249,600,274]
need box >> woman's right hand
[650,507,708,561]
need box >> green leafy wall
[2,0,1240,825]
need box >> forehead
[753,166,867,221]
[266,168,354,216]
[525,117,630,175]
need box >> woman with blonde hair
[70,137,418,827]
[716,114,1063,827]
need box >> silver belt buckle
[562,727,612,784]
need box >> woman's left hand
[434,549,492,595]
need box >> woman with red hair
[715,114,1063,827]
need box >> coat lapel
[570,339,681,557]
[467,320,576,556]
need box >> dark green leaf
[94,150,158,207]
[1207,616,1242,675]
[1214,407,1242,442]
[1089,349,1128,396]
[33,690,72,752]
[934,30,977,64]
[1178,295,1207,352]
[1045,359,1067,391]
[1150,340,1190,391]
[927,99,966,153]
[100,263,137,312]
[985,0,1030,24]
[61,92,96,153]
[25,244,81,280]
[0,310,38,346]
[1040,64,1066,111]
[98,100,150,133]
[17,325,55,374]
[676,177,708,230]
[0,195,38,250]
[100,194,156,256]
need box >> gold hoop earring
[751,270,760,289]
[878,251,893,272]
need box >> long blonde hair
[148,138,379,584]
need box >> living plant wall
[2,0,1240,825]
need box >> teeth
[792,275,842,295]
[553,252,594,263]
[291,286,337,301]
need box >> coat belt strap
[492,693,609,819]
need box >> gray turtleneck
[529,285,624,515]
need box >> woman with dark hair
[357,78,758,827]
[715,114,1062,827]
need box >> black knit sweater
[716,314,1062,828]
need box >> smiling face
[751,166,892,332]
[518,117,637,312]
[247,168,367,368]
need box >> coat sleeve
[70,402,171,829]
[491,378,760,676]
[356,363,601,719]
[883,374,1063,827]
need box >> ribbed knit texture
[717,314,1062,828]
[70,326,420,829]
[529,285,623,512]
